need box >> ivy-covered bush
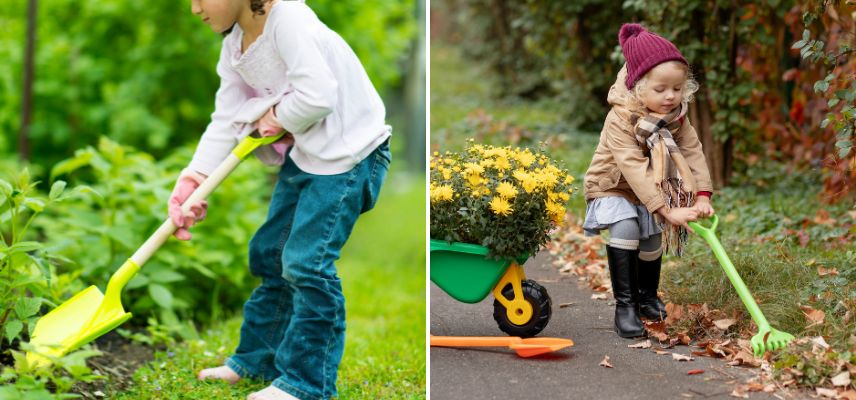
[436,0,855,200]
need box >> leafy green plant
[39,137,273,334]
[1,344,102,399]
[0,0,416,168]
[0,169,97,347]
[791,2,855,159]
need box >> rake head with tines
[752,328,795,357]
[688,215,795,357]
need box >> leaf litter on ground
[548,215,856,399]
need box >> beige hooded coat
[583,66,714,214]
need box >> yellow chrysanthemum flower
[442,169,452,180]
[466,173,483,188]
[463,162,485,174]
[494,156,511,171]
[520,175,538,193]
[430,185,454,203]
[515,150,536,167]
[559,192,570,201]
[452,165,462,172]
[545,201,566,224]
[489,197,513,216]
[537,170,559,190]
[495,181,518,199]
[564,175,575,184]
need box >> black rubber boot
[606,245,645,338]
[638,255,668,320]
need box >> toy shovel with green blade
[25,131,287,368]
[688,215,795,357]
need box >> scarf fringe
[657,178,695,257]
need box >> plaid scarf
[634,103,697,256]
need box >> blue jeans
[226,141,390,400]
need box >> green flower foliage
[430,140,575,259]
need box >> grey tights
[607,218,662,261]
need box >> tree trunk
[404,0,427,171]
[688,93,726,189]
[19,0,37,161]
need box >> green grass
[114,167,426,399]
[660,163,856,348]
[431,40,856,355]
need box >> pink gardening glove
[168,168,208,241]
[256,107,295,150]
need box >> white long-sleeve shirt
[188,0,391,176]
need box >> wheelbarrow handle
[130,131,287,268]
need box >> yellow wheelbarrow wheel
[491,262,551,337]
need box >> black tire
[492,279,551,337]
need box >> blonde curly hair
[621,61,700,110]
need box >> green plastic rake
[688,215,795,357]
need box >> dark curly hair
[223,0,274,35]
[249,0,273,16]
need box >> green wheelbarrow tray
[430,240,540,328]
[26,131,287,368]
[430,240,527,303]
[688,215,795,357]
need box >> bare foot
[247,385,300,400]
[197,365,241,385]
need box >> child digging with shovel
[173,0,391,399]
[583,24,715,338]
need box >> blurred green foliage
[0,0,415,169]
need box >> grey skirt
[583,196,663,239]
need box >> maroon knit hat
[619,23,688,89]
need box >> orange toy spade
[430,335,574,358]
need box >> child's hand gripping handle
[687,215,771,332]
[130,132,287,268]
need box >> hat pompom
[619,23,645,47]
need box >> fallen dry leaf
[653,348,671,355]
[627,340,652,349]
[839,390,856,400]
[730,388,749,398]
[687,369,704,375]
[599,355,613,368]
[591,293,608,300]
[800,305,826,328]
[817,267,839,276]
[816,387,839,398]
[811,335,830,350]
[813,209,835,225]
[558,302,574,308]
[831,371,852,387]
[713,318,736,330]
[672,353,694,361]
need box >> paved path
[429,253,794,400]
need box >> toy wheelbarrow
[430,240,551,337]
[26,132,287,368]
[688,215,795,356]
